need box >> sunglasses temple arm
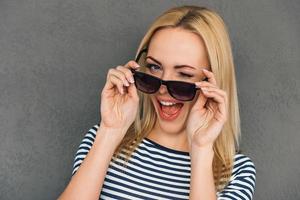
[195,77,209,90]
[130,68,136,74]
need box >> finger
[202,69,217,85]
[194,80,223,108]
[201,87,226,103]
[109,68,130,87]
[194,83,208,109]
[201,89,226,118]
[124,60,141,71]
[197,81,218,89]
[116,65,135,84]
[103,68,116,91]
[111,74,126,94]
[201,86,227,100]
[104,74,125,94]
[127,80,139,100]
[123,61,141,99]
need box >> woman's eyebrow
[146,56,196,70]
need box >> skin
[145,27,221,152]
[101,27,228,152]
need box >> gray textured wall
[0,0,299,199]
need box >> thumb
[192,86,207,109]
[127,82,139,100]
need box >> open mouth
[156,99,184,120]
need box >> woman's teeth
[159,101,178,106]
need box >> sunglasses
[131,48,208,101]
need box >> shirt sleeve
[217,154,257,200]
[71,124,100,177]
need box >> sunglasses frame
[131,48,209,101]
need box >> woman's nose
[158,83,168,94]
[158,73,173,95]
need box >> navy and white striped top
[72,124,256,200]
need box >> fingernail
[129,77,134,83]
[201,87,208,92]
[125,82,129,86]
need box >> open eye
[146,63,161,72]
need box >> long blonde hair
[111,5,241,192]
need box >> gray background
[0,0,299,199]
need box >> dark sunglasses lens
[167,82,196,101]
[134,72,160,93]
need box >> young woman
[59,5,256,200]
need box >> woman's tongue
[161,103,183,115]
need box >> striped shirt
[72,124,256,200]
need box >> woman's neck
[146,125,190,152]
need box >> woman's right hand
[99,60,140,135]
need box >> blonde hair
[111,5,241,192]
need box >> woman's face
[146,27,210,134]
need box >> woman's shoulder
[231,151,256,181]
[71,124,100,176]
[80,124,100,141]
[233,152,256,169]
[217,152,257,199]
[84,124,100,138]
[90,123,100,133]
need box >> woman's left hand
[186,69,228,151]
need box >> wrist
[98,123,128,144]
[190,144,214,165]
[191,142,214,152]
[99,122,128,133]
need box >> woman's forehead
[147,28,209,70]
